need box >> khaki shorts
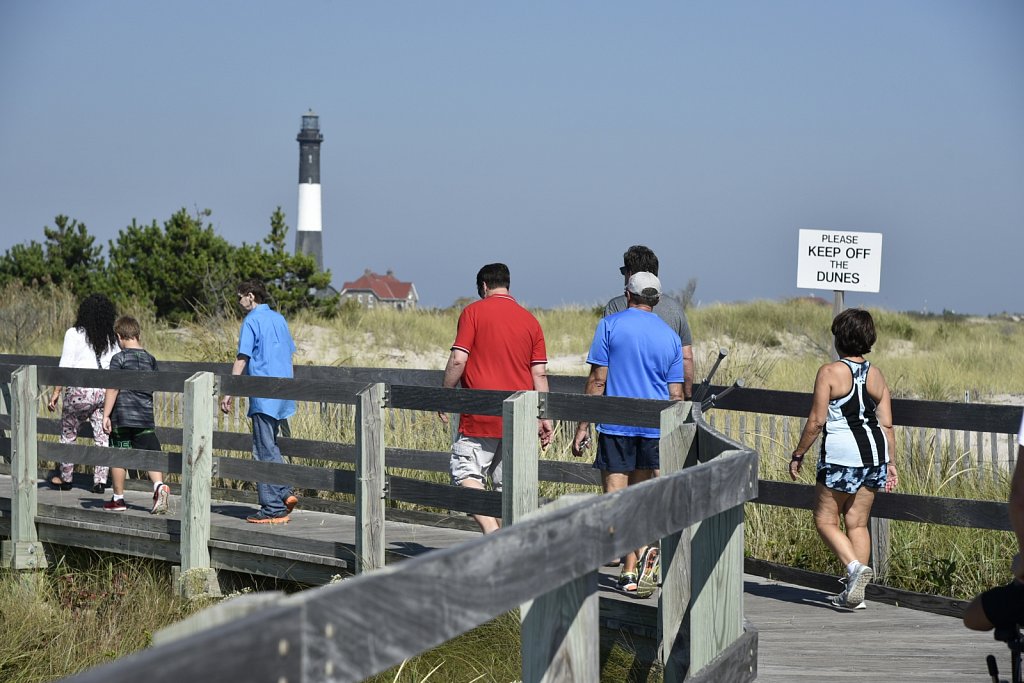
[450,433,503,490]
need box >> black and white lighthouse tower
[295,110,324,270]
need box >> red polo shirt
[452,294,547,438]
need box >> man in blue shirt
[573,272,684,595]
[219,279,299,524]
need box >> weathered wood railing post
[870,516,891,580]
[1,365,48,572]
[659,400,694,676]
[356,382,386,573]
[520,493,599,682]
[502,390,539,526]
[687,425,752,676]
[176,371,220,599]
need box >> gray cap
[626,271,661,296]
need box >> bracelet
[790,453,804,462]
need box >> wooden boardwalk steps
[0,472,1003,682]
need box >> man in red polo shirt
[441,263,553,533]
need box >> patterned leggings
[56,386,109,484]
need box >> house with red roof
[340,269,419,310]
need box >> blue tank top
[820,359,889,468]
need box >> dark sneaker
[616,571,638,594]
[103,497,127,512]
[247,511,290,524]
[284,495,299,514]
[844,565,873,607]
[49,473,72,491]
[636,546,661,598]
[151,484,170,515]
[92,482,107,494]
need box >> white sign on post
[797,229,883,293]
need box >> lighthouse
[295,110,324,270]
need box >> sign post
[797,228,883,357]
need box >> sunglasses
[619,266,628,275]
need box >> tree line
[0,208,338,322]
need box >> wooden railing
[0,361,759,682]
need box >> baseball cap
[626,272,661,296]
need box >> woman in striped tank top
[789,308,897,609]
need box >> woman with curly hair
[47,293,120,492]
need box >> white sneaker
[151,483,170,515]
[845,564,874,607]
[829,590,868,609]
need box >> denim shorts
[817,461,887,494]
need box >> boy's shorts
[450,433,503,490]
[816,461,886,494]
[110,427,161,452]
[593,433,660,473]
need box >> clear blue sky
[2,1,1021,314]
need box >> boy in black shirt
[101,316,170,514]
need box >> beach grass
[2,289,1023,680]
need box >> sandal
[49,473,72,491]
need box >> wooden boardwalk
[0,474,1004,681]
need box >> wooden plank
[36,366,193,392]
[544,392,674,427]
[869,517,890,581]
[180,371,217,595]
[712,384,1021,432]
[359,446,600,487]
[1,365,47,570]
[687,627,758,683]
[689,456,747,674]
[521,494,600,683]
[389,384,509,415]
[387,475,503,518]
[356,383,386,573]
[964,430,973,478]
[216,456,357,493]
[659,401,695,678]
[696,404,750,463]
[1007,432,1014,471]
[219,374,365,405]
[37,441,181,473]
[990,431,999,480]
[503,391,539,526]
[756,479,1010,530]
[37,522,179,563]
[538,459,601,486]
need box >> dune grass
[2,288,1024,680]
[0,550,190,683]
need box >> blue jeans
[252,413,292,516]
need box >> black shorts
[981,582,1024,629]
[110,427,161,452]
[592,433,660,473]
